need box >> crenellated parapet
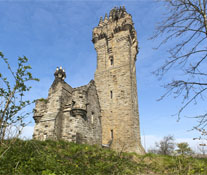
[92,6,137,45]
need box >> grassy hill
[0,139,207,175]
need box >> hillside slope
[0,139,207,175]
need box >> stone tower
[92,7,145,154]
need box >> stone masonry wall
[93,7,145,154]
[33,78,73,140]
[61,80,102,145]
[33,70,102,146]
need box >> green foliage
[0,139,207,175]
[0,52,39,142]
[37,98,48,103]
[0,139,138,175]
[133,153,207,175]
[176,142,193,155]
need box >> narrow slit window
[91,112,94,124]
[111,130,113,139]
[110,91,113,99]
[110,58,113,65]
[91,115,94,124]
[110,56,114,65]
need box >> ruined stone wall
[86,81,102,145]
[33,70,102,146]
[93,7,145,154]
[33,78,73,140]
[61,81,102,145]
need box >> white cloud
[20,125,34,139]
[141,134,162,150]
[141,135,206,153]
[4,125,34,140]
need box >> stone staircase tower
[92,7,145,154]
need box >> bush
[0,139,207,175]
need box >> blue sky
[0,0,206,151]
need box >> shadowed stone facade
[33,67,102,145]
[33,7,145,154]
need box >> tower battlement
[92,6,137,47]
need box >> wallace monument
[33,7,145,154]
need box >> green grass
[0,139,207,175]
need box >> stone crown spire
[92,6,137,45]
[54,66,66,81]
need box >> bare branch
[152,0,207,132]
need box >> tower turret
[93,7,145,154]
